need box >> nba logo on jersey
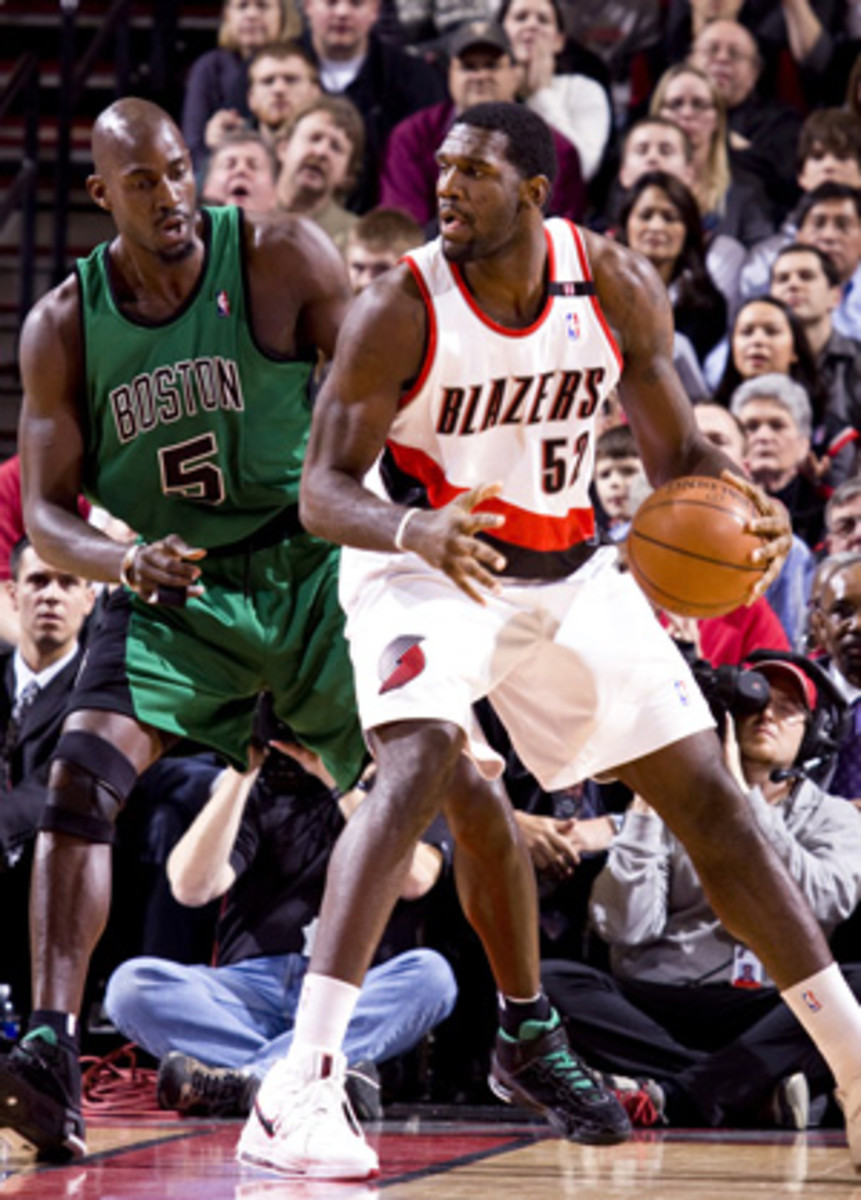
[216,290,231,318]
[565,311,580,341]
[674,679,691,706]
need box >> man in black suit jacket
[0,538,95,1014]
[0,539,96,864]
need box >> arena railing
[0,54,39,334]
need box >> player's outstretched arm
[300,265,506,603]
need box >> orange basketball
[626,476,768,618]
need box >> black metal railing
[52,0,132,284]
[0,54,39,332]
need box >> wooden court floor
[1,1115,860,1200]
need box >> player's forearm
[645,429,743,490]
[25,499,128,583]
[301,467,415,554]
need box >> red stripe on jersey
[566,222,624,373]
[450,231,557,338]
[387,439,595,551]
[828,426,859,457]
[400,256,438,409]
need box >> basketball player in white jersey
[239,102,861,1180]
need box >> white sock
[287,972,360,1066]
[782,963,861,1091]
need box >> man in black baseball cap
[379,16,585,224]
[447,17,513,61]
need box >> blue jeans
[105,949,457,1078]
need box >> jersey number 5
[541,432,590,494]
[158,434,226,505]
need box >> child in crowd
[343,207,424,294]
[592,425,648,543]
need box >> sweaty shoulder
[243,209,348,299]
[241,209,352,358]
[577,226,675,357]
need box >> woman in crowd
[182,0,301,173]
[617,170,727,369]
[714,296,856,488]
[499,0,612,186]
[649,62,774,249]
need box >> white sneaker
[236,1050,379,1180]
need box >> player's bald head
[91,98,184,174]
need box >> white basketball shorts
[338,543,714,791]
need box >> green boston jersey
[77,205,315,548]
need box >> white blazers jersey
[378,218,623,579]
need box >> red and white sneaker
[236,1049,379,1181]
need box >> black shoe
[345,1060,382,1121]
[0,1028,86,1160]
[489,1016,632,1145]
[156,1051,259,1117]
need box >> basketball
[626,476,768,618]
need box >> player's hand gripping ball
[626,476,769,618]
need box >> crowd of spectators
[7,0,861,1132]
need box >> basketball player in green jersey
[0,96,370,1159]
[0,97,633,1167]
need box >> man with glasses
[826,482,861,556]
[690,17,802,221]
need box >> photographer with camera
[541,654,861,1130]
[103,706,457,1121]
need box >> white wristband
[119,543,143,591]
[393,508,419,552]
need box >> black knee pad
[40,731,139,844]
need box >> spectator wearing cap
[542,656,861,1131]
[729,372,827,549]
[298,0,447,212]
[378,17,585,230]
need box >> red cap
[752,660,817,712]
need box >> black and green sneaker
[0,1027,86,1159]
[489,1013,631,1145]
